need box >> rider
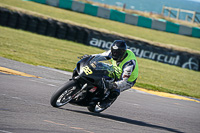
[98,40,139,107]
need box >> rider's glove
[82,54,91,58]
[78,54,91,59]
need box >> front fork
[73,83,87,99]
[102,78,110,100]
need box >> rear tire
[87,98,116,113]
[50,80,77,107]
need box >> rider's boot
[100,89,120,108]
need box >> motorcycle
[50,55,117,113]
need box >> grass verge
[0,0,200,52]
[0,26,200,98]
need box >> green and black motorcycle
[50,55,116,113]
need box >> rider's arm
[114,60,136,92]
[93,50,112,60]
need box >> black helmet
[111,40,127,61]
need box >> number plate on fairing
[82,66,93,75]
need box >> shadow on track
[60,108,184,133]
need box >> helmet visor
[111,49,126,61]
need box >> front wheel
[50,80,78,107]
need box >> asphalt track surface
[0,57,200,133]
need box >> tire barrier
[0,7,90,45]
[29,0,200,38]
[26,16,39,33]
[16,13,29,30]
[37,18,48,35]
[0,8,10,26]
[56,22,68,39]
[76,27,90,44]
[0,7,199,71]
[7,12,19,28]
[75,26,85,43]
[66,24,77,41]
[46,19,57,37]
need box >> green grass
[0,0,200,52]
[0,26,103,72]
[0,26,200,98]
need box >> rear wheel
[50,80,78,107]
[87,98,116,113]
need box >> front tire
[50,80,77,107]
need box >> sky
[187,0,200,2]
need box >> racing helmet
[111,40,127,62]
